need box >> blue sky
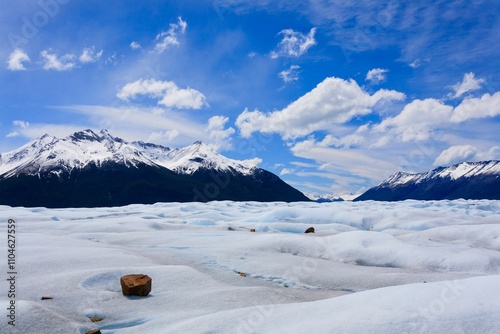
[1,0,499,197]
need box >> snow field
[1,199,499,333]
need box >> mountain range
[355,160,500,201]
[0,129,309,208]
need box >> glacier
[1,199,499,333]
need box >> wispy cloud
[366,68,388,85]
[409,58,430,69]
[130,41,141,50]
[54,104,209,146]
[7,49,30,71]
[279,168,294,176]
[448,72,485,99]
[117,78,208,110]
[79,47,103,63]
[278,65,300,83]
[271,27,317,59]
[154,17,187,53]
[41,49,76,71]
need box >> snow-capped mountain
[0,129,309,207]
[355,160,500,201]
[305,193,345,202]
[139,140,258,175]
[0,130,156,178]
[0,129,257,178]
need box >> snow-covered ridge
[145,140,258,175]
[0,129,258,177]
[380,160,500,187]
[305,192,345,202]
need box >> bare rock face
[120,274,152,297]
[304,227,315,233]
[85,330,101,334]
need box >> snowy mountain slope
[380,161,500,187]
[305,192,345,202]
[0,129,258,178]
[355,160,500,201]
[0,129,157,178]
[0,129,309,207]
[137,140,258,175]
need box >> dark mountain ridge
[0,130,309,207]
[355,160,500,201]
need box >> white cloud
[7,49,30,71]
[369,92,500,146]
[57,104,208,147]
[278,65,300,83]
[279,168,294,176]
[434,145,500,166]
[41,49,76,71]
[271,27,317,58]
[450,92,500,123]
[130,41,141,50]
[206,115,235,151]
[372,98,453,144]
[236,76,405,139]
[409,58,430,68]
[433,145,478,166]
[8,123,89,140]
[290,138,397,187]
[448,72,485,99]
[147,130,180,143]
[13,120,30,128]
[154,17,187,53]
[117,78,207,110]
[365,68,388,84]
[79,47,103,63]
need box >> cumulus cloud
[373,98,453,144]
[79,47,103,63]
[370,92,500,146]
[206,115,235,151]
[271,27,317,59]
[448,72,485,99]
[450,92,500,123]
[365,68,388,84]
[433,145,478,166]
[41,49,76,71]
[117,78,207,109]
[154,17,187,53]
[278,65,300,83]
[434,145,500,166]
[236,76,405,139]
[7,49,30,71]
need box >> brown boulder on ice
[120,274,152,297]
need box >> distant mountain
[305,193,345,203]
[354,160,500,201]
[0,129,309,208]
